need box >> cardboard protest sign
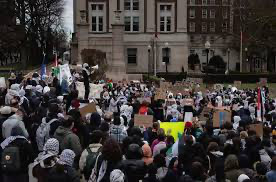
[137,97,151,104]
[234,81,242,88]
[79,102,97,117]
[248,124,263,138]
[180,99,194,107]
[154,91,167,100]
[160,82,172,89]
[134,114,153,128]
[199,107,212,121]
[160,122,185,141]
[213,109,232,128]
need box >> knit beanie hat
[43,138,59,155]
[58,149,76,167]
[110,169,125,182]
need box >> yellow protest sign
[160,122,185,141]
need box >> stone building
[71,0,242,77]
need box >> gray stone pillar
[107,10,128,81]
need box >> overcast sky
[63,0,73,33]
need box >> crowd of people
[0,64,275,182]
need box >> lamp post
[245,47,248,71]
[227,48,230,74]
[205,41,211,88]
[164,42,169,75]
[148,45,152,78]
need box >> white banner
[0,77,6,88]
[59,64,73,85]
[75,82,104,99]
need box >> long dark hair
[102,138,122,163]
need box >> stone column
[106,10,128,81]
[77,10,89,64]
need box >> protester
[0,68,275,182]
[47,149,80,182]
[1,126,34,182]
[54,117,82,161]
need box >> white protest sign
[89,83,104,99]
[59,64,73,85]
[0,77,7,88]
[75,82,104,99]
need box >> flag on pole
[41,53,46,80]
[54,51,58,67]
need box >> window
[133,0,139,10]
[124,0,130,10]
[189,9,195,18]
[133,16,139,31]
[189,22,196,32]
[210,22,216,32]
[160,5,172,32]
[124,0,139,11]
[202,9,207,18]
[222,0,228,5]
[127,48,137,64]
[92,4,97,10]
[91,4,104,32]
[98,4,103,10]
[162,48,171,64]
[190,0,196,5]
[98,16,103,31]
[190,35,195,42]
[210,36,215,43]
[210,9,216,18]
[124,17,131,31]
[124,0,140,32]
[210,0,216,5]
[92,16,97,31]
[223,9,228,19]
[125,16,139,32]
[202,22,207,32]
[190,49,195,55]
[222,22,228,32]
[202,50,206,56]
[202,0,207,5]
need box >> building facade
[72,0,240,76]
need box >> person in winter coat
[90,138,123,182]
[109,116,128,144]
[33,138,60,182]
[47,149,80,182]
[266,156,276,182]
[224,154,244,182]
[0,106,14,142]
[1,126,34,182]
[2,109,29,139]
[254,162,268,182]
[121,144,147,182]
[54,116,82,162]
[79,130,103,180]
[152,129,167,157]
[238,154,256,179]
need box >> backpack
[1,144,21,173]
[36,117,58,151]
[83,147,102,180]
